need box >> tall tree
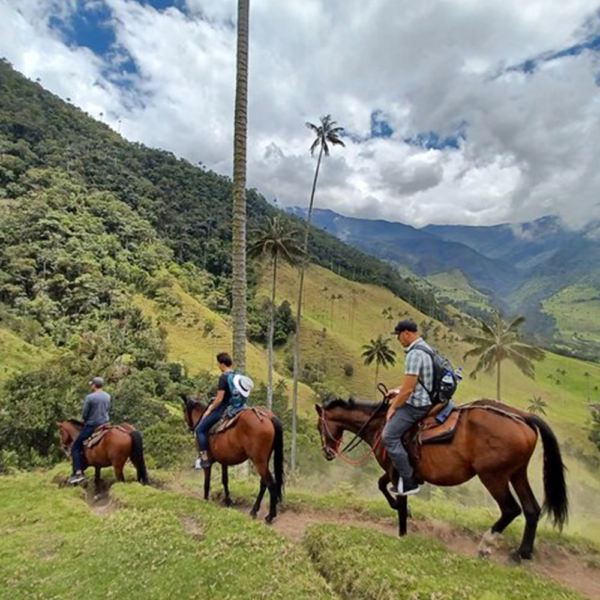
[527,395,548,416]
[248,216,303,408]
[463,313,545,401]
[361,335,397,399]
[291,115,345,470]
[584,371,591,402]
[231,0,250,371]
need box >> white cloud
[0,0,599,228]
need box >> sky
[1,0,600,228]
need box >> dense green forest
[0,59,443,469]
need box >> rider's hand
[386,406,396,422]
[386,388,400,400]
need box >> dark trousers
[71,424,97,473]
[382,403,431,479]
[195,405,226,452]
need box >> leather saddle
[402,402,462,447]
[83,423,129,449]
[209,406,269,437]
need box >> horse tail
[270,416,285,503]
[525,415,568,530]
[129,430,149,485]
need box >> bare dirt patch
[181,516,205,541]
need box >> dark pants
[382,403,431,479]
[195,405,226,452]
[71,424,97,473]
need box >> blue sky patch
[370,110,394,138]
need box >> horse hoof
[224,499,232,508]
[265,515,275,525]
[250,511,258,520]
[519,550,533,561]
[509,550,522,565]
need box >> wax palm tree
[463,313,545,401]
[362,335,397,399]
[231,0,250,371]
[248,216,303,408]
[527,395,548,416]
[291,115,345,470]
[584,371,591,402]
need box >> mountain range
[288,207,600,354]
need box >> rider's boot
[68,471,85,485]
[199,451,212,469]
[390,477,420,496]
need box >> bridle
[318,384,390,463]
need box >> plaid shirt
[404,338,433,407]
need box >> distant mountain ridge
[288,207,600,352]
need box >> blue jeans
[382,403,431,479]
[72,424,97,473]
[195,405,226,452]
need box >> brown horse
[316,398,568,561]
[183,398,284,523]
[57,420,148,485]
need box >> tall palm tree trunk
[231,0,250,372]
[291,143,324,471]
[374,362,380,400]
[496,359,502,401]
[267,255,278,409]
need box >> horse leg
[477,473,522,559]
[203,464,212,501]
[114,464,125,483]
[378,474,399,510]
[511,468,541,561]
[94,467,102,485]
[250,482,267,519]
[397,494,408,537]
[265,472,278,524]
[221,465,232,507]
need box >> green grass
[305,525,585,600]
[0,326,50,388]
[543,284,600,344]
[0,470,335,600]
[427,269,494,313]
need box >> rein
[320,387,389,465]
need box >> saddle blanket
[209,406,269,436]
[83,424,129,448]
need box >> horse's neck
[64,423,81,444]
[338,410,383,445]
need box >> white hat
[232,374,254,398]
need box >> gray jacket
[82,391,111,426]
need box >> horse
[183,398,285,523]
[57,420,149,485]
[315,397,568,561]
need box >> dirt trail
[242,505,600,600]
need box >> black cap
[392,319,418,335]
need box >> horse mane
[323,398,383,413]
[66,419,83,427]
[185,397,207,413]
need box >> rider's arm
[389,375,418,411]
[204,389,225,417]
[82,395,91,423]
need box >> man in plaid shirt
[382,320,433,496]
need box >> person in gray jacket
[68,377,111,485]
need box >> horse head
[182,396,208,432]
[315,401,345,461]
[56,420,82,454]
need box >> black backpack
[410,344,458,405]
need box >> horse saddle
[83,424,129,449]
[209,407,269,437]
[404,402,462,446]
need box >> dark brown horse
[316,398,568,561]
[183,398,284,523]
[57,420,148,485]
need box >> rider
[195,352,235,469]
[68,376,111,485]
[383,320,433,496]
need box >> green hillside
[426,269,494,316]
[0,326,50,387]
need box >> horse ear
[314,404,323,415]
